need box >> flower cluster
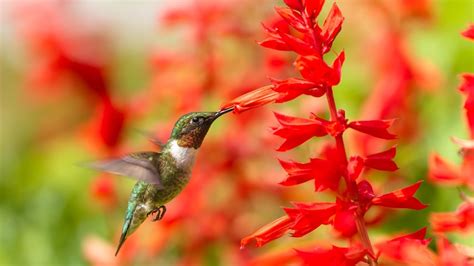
[336,0,439,157]
[427,24,474,264]
[75,0,292,264]
[222,0,427,264]
[13,0,126,153]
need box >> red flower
[240,216,294,248]
[259,1,343,57]
[347,147,398,181]
[278,159,314,186]
[430,200,474,232]
[272,112,327,151]
[271,78,326,103]
[220,85,279,114]
[279,159,341,191]
[364,146,398,171]
[377,228,432,264]
[347,156,364,180]
[274,7,306,33]
[320,3,344,54]
[459,73,474,137]
[241,202,338,248]
[296,246,366,266]
[428,153,463,186]
[258,36,292,52]
[90,174,117,208]
[348,119,397,139]
[304,0,324,18]
[98,102,126,149]
[84,101,126,151]
[461,24,474,40]
[333,199,358,237]
[295,51,345,86]
[284,202,337,237]
[371,181,427,210]
[436,236,472,266]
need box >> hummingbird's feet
[149,205,166,221]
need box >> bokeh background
[0,0,473,265]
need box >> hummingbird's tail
[115,217,132,256]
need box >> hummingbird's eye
[191,116,203,124]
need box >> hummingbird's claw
[150,205,167,221]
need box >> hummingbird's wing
[135,129,165,150]
[85,152,163,188]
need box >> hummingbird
[86,107,234,256]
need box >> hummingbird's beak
[214,106,234,119]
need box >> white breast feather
[169,140,197,168]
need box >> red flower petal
[348,119,397,139]
[240,216,294,248]
[310,158,342,191]
[377,228,432,263]
[295,51,345,86]
[90,175,117,208]
[258,37,291,51]
[270,77,325,103]
[99,102,126,148]
[272,112,327,151]
[271,77,319,91]
[347,156,364,180]
[278,157,342,192]
[321,3,344,53]
[220,85,279,113]
[437,236,472,265]
[278,159,314,186]
[284,202,337,237]
[461,23,474,40]
[284,0,304,11]
[459,73,474,137]
[430,201,474,232]
[357,180,376,207]
[275,7,306,32]
[296,246,366,266]
[330,51,345,84]
[278,31,315,55]
[333,208,357,237]
[310,145,344,191]
[304,0,325,17]
[85,101,126,150]
[387,227,429,243]
[364,146,399,171]
[372,181,427,210]
[428,153,462,186]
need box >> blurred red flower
[459,74,474,138]
[462,24,474,40]
[296,245,366,266]
[430,200,474,232]
[90,174,117,208]
[376,228,433,264]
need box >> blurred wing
[135,129,165,150]
[85,152,163,188]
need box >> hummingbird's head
[170,107,233,149]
